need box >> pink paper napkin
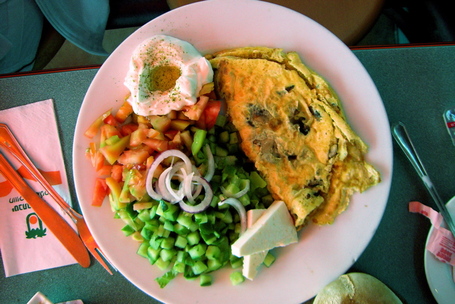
[0,99,78,277]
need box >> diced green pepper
[192,129,207,156]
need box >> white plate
[73,0,393,303]
[424,197,455,304]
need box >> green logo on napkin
[25,213,47,239]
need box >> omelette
[207,47,380,229]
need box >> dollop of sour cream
[124,35,213,116]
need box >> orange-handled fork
[0,123,115,275]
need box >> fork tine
[77,220,116,275]
[86,243,115,275]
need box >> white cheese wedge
[243,209,267,280]
[232,200,298,257]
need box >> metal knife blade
[0,153,90,268]
[392,122,455,238]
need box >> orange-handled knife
[0,153,90,268]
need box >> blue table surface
[2,45,455,303]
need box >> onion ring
[179,176,213,213]
[146,149,193,200]
[219,197,247,234]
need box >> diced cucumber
[155,270,177,288]
[219,131,229,143]
[140,227,153,240]
[249,171,267,190]
[194,212,208,224]
[131,231,144,242]
[230,255,243,269]
[173,260,186,273]
[137,242,149,258]
[175,235,188,249]
[215,113,227,127]
[173,223,190,235]
[156,201,180,221]
[160,248,177,262]
[215,146,228,157]
[149,235,163,250]
[199,274,213,287]
[230,271,245,286]
[134,201,154,211]
[206,245,221,260]
[137,209,151,223]
[177,212,198,231]
[155,257,171,271]
[176,250,187,263]
[229,132,239,144]
[207,259,223,272]
[188,243,207,260]
[187,231,201,246]
[121,225,135,236]
[156,224,171,238]
[163,220,175,232]
[192,260,208,275]
[147,247,161,264]
[263,252,276,267]
[160,237,175,249]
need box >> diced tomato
[92,149,106,172]
[167,110,178,120]
[177,111,190,120]
[169,132,182,149]
[169,119,192,131]
[143,138,169,152]
[101,124,121,140]
[99,135,130,165]
[92,178,108,207]
[135,114,150,125]
[103,114,120,127]
[85,109,111,138]
[149,115,172,133]
[206,90,217,100]
[195,112,207,129]
[86,142,96,162]
[145,155,155,169]
[120,123,139,136]
[96,164,112,176]
[146,128,161,139]
[203,100,222,130]
[180,130,193,152]
[117,149,150,166]
[181,95,209,121]
[164,129,179,140]
[129,124,148,146]
[111,164,123,182]
[128,169,146,198]
[132,164,147,171]
[115,101,133,123]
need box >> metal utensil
[0,123,115,274]
[0,153,91,267]
[392,121,455,237]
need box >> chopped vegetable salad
[84,90,275,287]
